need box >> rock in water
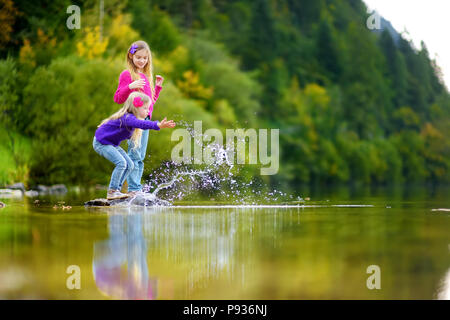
[0,189,23,199]
[36,185,49,194]
[6,183,26,194]
[25,190,39,197]
[84,194,160,207]
[49,184,68,195]
[84,198,111,206]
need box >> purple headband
[129,44,139,54]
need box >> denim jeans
[93,137,134,191]
[127,127,150,192]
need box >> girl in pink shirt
[113,40,164,195]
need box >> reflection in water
[142,209,240,296]
[90,204,450,299]
[93,209,157,299]
[91,206,303,299]
[1,189,449,299]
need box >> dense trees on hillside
[0,0,449,188]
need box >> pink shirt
[113,70,162,119]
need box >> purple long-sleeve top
[113,70,162,119]
[95,113,160,146]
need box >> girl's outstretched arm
[157,117,176,129]
[147,76,164,118]
[153,75,164,102]
[153,85,162,102]
[114,70,133,104]
[149,85,162,111]
[123,114,161,131]
[150,75,164,107]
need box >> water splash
[124,121,301,207]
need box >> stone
[0,189,23,199]
[49,184,68,195]
[25,190,39,197]
[6,183,26,194]
[129,194,147,206]
[84,198,111,206]
[36,185,49,194]
[31,184,68,195]
[84,194,160,207]
[0,201,5,208]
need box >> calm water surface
[0,186,449,299]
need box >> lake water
[0,185,449,299]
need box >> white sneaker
[107,190,129,200]
[127,190,145,197]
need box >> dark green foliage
[127,0,180,54]
[379,30,408,109]
[22,56,123,184]
[316,19,342,82]
[1,0,449,186]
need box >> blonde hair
[126,40,155,99]
[98,92,151,149]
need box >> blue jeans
[93,137,134,191]
[127,126,150,192]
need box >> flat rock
[84,194,160,207]
[25,190,39,197]
[49,184,68,194]
[84,198,111,206]
[36,185,49,194]
[0,189,23,199]
[6,183,25,193]
[33,184,68,195]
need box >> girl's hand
[129,79,146,90]
[157,117,176,129]
[156,75,164,87]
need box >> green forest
[1,0,449,190]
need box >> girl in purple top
[93,92,175,200]
[114,40,164,195]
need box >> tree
[127,1,180,55]
[241,0,277,70]
[379,30,408,108]
[0,0,21,50]
[316,19,342,82]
